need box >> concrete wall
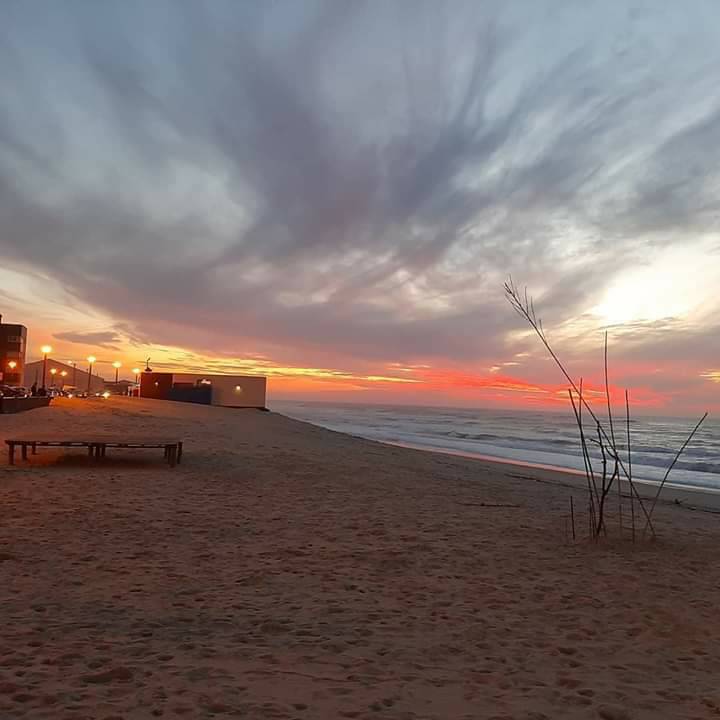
[0,396,52,413]
[174,373,267,408]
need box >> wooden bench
[5,438,183,467]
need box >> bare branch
[569,386,598,524]
[503,278,656,535]
[643,412,709,536]
[604,332,622,535]
[626,389,635,544]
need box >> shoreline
[391,441,720,514]
[282,416,720,513]
[272,402,720,497]
[388,439,720,498]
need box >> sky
[1,0,719,415]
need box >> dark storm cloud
[1,0,720,367]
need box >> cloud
[1,0,719,395]
[52,330,123,351]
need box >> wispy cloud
[52,330,123,351]
[1,1,719,411]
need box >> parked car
[62,386,86,398]
[0,385,28,398]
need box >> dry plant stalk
[504,277,708,540]
[626,390,636,543]
[641,412,708,537]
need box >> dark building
[0,314,28,387]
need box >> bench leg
[32,442,37,455]
[177,442,183,464]
[21,444,28,461]
[8,443,14,466]
[88,445,94,458]
[168,445,177,468]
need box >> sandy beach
[2,397,720,720]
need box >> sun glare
[590,243,718,326]
[592,277,688,325]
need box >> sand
[1,397,720,720]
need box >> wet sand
[1,397,720,720]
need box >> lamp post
[7,360,17,385]
[50,367,57,387]
[60,370,67,389]
[112,360,122,384]
[70,361,77,386]
[86,356,96,395]
[41,345,52,389]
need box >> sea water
[272,401,720,491]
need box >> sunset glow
[1,2,719,417]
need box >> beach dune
[1,397,720,719]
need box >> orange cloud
[21,326,684,412]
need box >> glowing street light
[41,345,52,389]
[86,356,96,395]
[6,361,17,386]
[60,370,67,389]
[50,367,57,387]
[112,360,122,384]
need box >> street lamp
[7,361,17,386]
[70,361,77,386]
[60,370,67,389]
[112,360,122,384]
[50,367,57,387]
[41,345,52,388]
[86,356,96,395]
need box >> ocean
[272,400,720,492]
